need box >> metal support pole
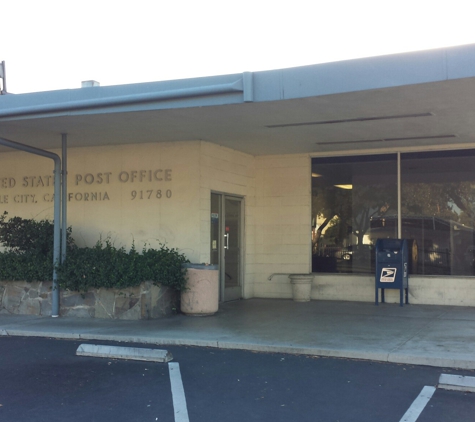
[52,157,61,317]
[0,61,6,94]
[397,152,402,239]
[0,136,61,317]
[61,134,68,263]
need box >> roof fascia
[1,44,475,120]
[252,43,475,101]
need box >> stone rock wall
[0,281,178,319]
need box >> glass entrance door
[210,193,242,302]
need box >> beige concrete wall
[4,143,475,306]
[0,143,311,302]
[198,142,256,298]
[402,276,475,306]
[251,154,312,298]
[0,140,257,297]
[0,141,203,261]
[0,141,310,298]
[312,274,475,306]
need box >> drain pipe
[0,76,251,119]
[61,134,67,263]
[0,137,61,317]
[268,273,296,280]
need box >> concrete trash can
[289,274,313,302]
[180,264,219,316]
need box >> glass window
[312,155,397,273]
[401,150,475,276]
[312,149,475,276]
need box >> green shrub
[56,241,189,293]
[0,212,189,292]
[0,211,74,255]
[0,250,53,282]
[0,211,61,282]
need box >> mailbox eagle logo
[380,268,397,282]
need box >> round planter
[180,264,219,316]
[289,274,313,302]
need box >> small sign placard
[380,268,397,282]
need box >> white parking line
[399,386,436,422]
[169,362,190,422]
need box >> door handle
[224,233,229,250]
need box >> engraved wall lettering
[118,169,172,183]
[22,175,54,187]
[75,172,112,185]
[1,178,16,189]
[13,194,36,204]
[1,168,174,207]
[68,192,110,201]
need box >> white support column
[397,152,402,239]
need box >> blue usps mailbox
[375,238,409,307]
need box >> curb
[76,343,173,362]
[438,374,475,392]
[3,328,475,370]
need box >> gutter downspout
[61,134,67,263]
[0,136,61,317]
[397,152,402,239]
[0,76,253,119]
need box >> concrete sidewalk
[1,299,474,369]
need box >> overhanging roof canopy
[2,43,475,156]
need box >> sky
[3,0,475,94]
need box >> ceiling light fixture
[267,112,433,128]
[316,134,457,146]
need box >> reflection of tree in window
[311,184,351,253]
[401,181,475,275]
[312,184,396,248]
[352,183,396,247]
[312,150,475,276]
[312,155,397,274]
[401,182,475,222]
